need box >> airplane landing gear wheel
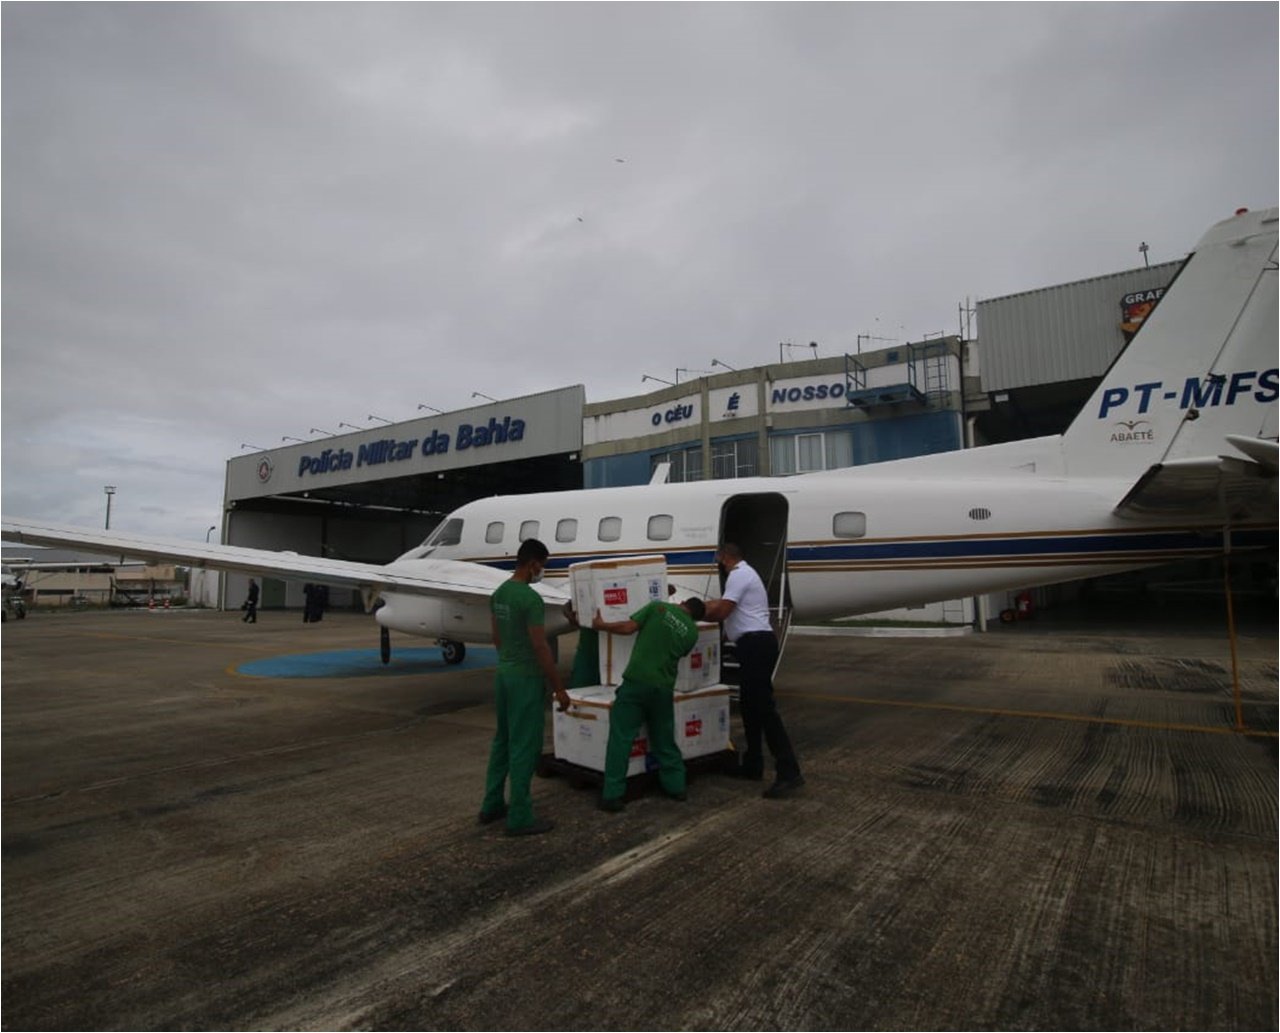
[441,640,466,665]
[380,627,391,664]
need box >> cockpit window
[424,518,464,548]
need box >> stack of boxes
[553,556,730,776]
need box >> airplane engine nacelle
[374,591,492,643]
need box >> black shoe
[598,796,626,813]
[663,789,688,802]
[763,775,806,799]
[504,817,555,836]
[477,804,507,825]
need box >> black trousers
[735,631,800,780]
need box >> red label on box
[685,719,703,738]
[630,737,648,758]
[603,587,629,606]
[690,653,703,670]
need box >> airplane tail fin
[1059,207,1278,479]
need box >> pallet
[536,748,739,801]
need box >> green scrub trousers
[569,628,600,688]
[481,668,546,831]
[601,679,686,802]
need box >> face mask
[530,566,544,584]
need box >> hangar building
[221,386,584,610]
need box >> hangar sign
[297,416,527,478]
[1120,286,1167,341]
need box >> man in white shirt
[703,543,804,798]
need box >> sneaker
[504,817,555,837]
[763,775,806,799]
[598,796,626,813]
[477,804,507,825]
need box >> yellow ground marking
[781,690,1278,739]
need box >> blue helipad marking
[236,646,499,679]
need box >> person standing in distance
[479,538,572,836]
[703,543,804,798]
[592,595,707,812]
[242,578,259,623]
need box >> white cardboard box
[553,686,651,776]
[552,684,730,773]
[672,686,731,758]
[598,630,635,686]
[569,555,667,626]
[674,623,722,693]
[598,621,721,688]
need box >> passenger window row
[459,510,867,549]
[480,515,667,546]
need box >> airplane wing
[1114,436,1278,522]
[0,517,569,607]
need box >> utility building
[220,386,585,610]
[581,339,965,487]
[971,260,1182,442]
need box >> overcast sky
[3,3,1276,539]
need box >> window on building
[797,433,824,473]
[711,439,758,480]
[833,511,867,538]
[647,514,673,541]
[769,431,854,476]
[599,516,622,542]
[519,520,540,542]
[485,521,504,544]
[556,518,578,543]
[650,446,703,484]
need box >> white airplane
[4,207,1276,663]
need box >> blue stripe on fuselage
[473,527,1267,573]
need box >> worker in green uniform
[562,601,601,688]
[479,538,571,837]
[592,596,707,812]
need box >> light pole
[104,486,116,530]
[418,403,443,414]
[641,374,674,387]
[206,525,217,543]
[471,391,497,402]
[779,341,819,362]
[710,358,738,372]
[1139,241,1150,268]
[368,414,393,425]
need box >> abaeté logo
[1110,420,1154,444]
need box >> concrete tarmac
[2,608,1276,1030]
